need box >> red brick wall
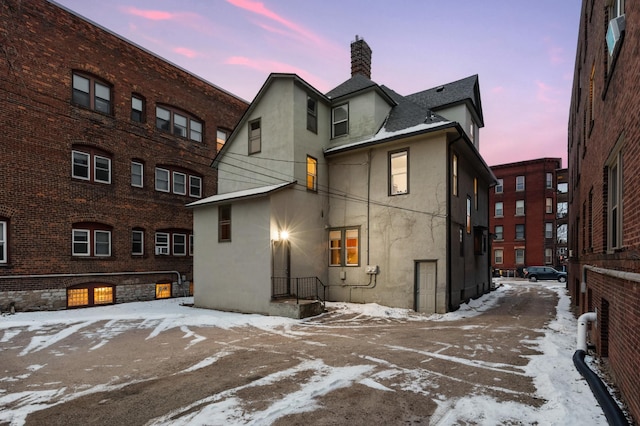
[489,158,562,272]
[568,1,640,422]
[0,0,248,309]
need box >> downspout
[573,266,629,426]
[446,134,464,311]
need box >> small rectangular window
[515,248,525,265]
[515,224,525,240]
[72,229,90,256]
[219,205,231,242]
[249,119,261,154]
[155,168,170,192]
[131,96,144,122]
[516,200,525,216]
[156,107,171,131]
[306,156,318,191]
[155,232,169,255]
[328,228,359,266]
[332,104,348,138]
[546,198,553,214]
[173,234,187,256]
[494,249,503,264]
[94,287,113,305]
[329,230,341,266]
[67,288,89,307]
[0,221,6,263]
[94,230,111,256]
[545,222,553,239]
[307,97,317,133]
[72,74,90,107]
[94,82,111,114]
[474,178,478,210]
[466,197,472,233]
[131,162,143,187]
[173,113,187,137]
[132,230,144,255]
[72,151,90,180]
[545,248,553,264]
[516,175,525,191]
[452,154,458,196]
[94,156,111,184]
[495,202,503,217]
[494,225,503,240]
[546,173,553,189]
[390,150,408,195]
[173,172,186,195]
[155,283,172,299]
[216,129,227,152]
[189,176,202,198]
[190,120,202,142]
[495,179,503,193]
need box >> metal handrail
[271,276,326,308]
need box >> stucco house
[188,38,496,318]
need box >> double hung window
[390,150,408,195]
[329,228,359,266]
[155,167,202,198]
[72,149,111,184]
[72,72,111,114]
[332,104,348,138]
[72,224,111,257]
[155,106,203,142]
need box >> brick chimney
[351,35,372,79]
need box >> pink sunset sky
[54,0,581,167]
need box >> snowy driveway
[0,281,607,425]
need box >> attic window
[332,104,349,138]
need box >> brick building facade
[568,0,639,421]
[489,158,564,276]
[0,0,247,310]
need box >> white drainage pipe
[577,311,597,352]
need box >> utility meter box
[366,265,379,275]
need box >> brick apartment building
[0,1,248,311]
[489,158,564,276]
[568,0,639,421]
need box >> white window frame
[545,248,553,264]
[94,155,111,184]
[494,249,503,265]
[131,162,143,187]
[132,230,144,255]
[494,225,503,241]
[173,171,186,195]
[516,175,525,191]
[173,233,187,256]
[155,232,170,255]
[94,230,111,256]
[131,96,144,122]
[0,220,7,264]
[495,202,503,217]
[332,104,349,138]
[72,229,90,256]
[515,248,525,265]
[545,222,553,239]
[72,151,90,180]
[189,176,202,198]
[249,119,261,154]
[495,179,503,193]
[155,168,170,192]
[516,200,525,216]
[390,150,408,195]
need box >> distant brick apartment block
[489,158,565,276]
[568,0,639,421]
[0,0,247,310]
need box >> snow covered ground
[0,280,624,425]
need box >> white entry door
[416,261,436,313]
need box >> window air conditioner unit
[606,15,626,56]
[156,247,169,255]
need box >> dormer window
[332,104,348,138]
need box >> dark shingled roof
[325,74,378,99]
[379,86,449,132]
[406,75,483,126]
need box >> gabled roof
[186,181,296,208]
[406,74,484,127]
[212,73,328,168]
